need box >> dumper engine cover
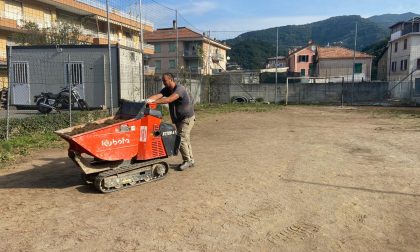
[160,123,180,156]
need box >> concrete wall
[118,47,143,101]
[144,76,201,104]
[209,74,389,105]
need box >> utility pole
[139,0,144,100]
[106,0,114,115]
[175,10,179,79]
[275,27,278,103]
[351,22,357,105]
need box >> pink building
[287,42,317,76]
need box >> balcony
[143,43,154,55]
[0,10,53,31]
[390,20,420,41]
[0,51,7,63]
[186,67,203,74]
[183,50,199,58]
[211,53,224,62]
[72,0,153,31]
[144,66,156,76]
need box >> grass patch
[0,110,108,168]
[195,103,284,114]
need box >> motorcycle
[34,86,89,114]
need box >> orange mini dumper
[55,101,179,193]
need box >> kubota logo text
[101,137,130,147]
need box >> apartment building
[287,41,317,77]
[387,17,420,85]
[315,46,373,82]
[0,0,154,88]
[144,27,231,75]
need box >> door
[11,62,31,105]
[65,62,85,99]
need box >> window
[394,42,398,52]
[400,59,408,71]
[12,62,28,84]
[300,69,306,76]
[298,55,309,62]
[391,61,397,72]
[65,62,83,86]
[44,10,52,28]
[154,43,161,53]
[354,63,362,74]
[125,31,132,39]
[417,59,420,70]
[5,0,22,20]
[415,78,420,94]
[404,39,408,50]
[169,59,176,69]
[169,42,176,52]
[154,60,161,71]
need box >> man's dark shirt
[160,84,194,123]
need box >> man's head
[162,73,176,90]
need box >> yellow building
[0,0,154,89]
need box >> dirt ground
[1,106,420,252]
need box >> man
[147,73,195,171]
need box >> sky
[134,0,420,38]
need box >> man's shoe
[178,161,194,171]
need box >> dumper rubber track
[93,160,169,193]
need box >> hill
[368,12,419,29]
[226,13,419,70]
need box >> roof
[288,42,317,56]
[144,27,230,50]
[317,46,373,59]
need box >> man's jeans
[175,115,195,162]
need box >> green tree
[13,21,85,45]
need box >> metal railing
[0,10,52,29]
[183,50,199,57]
[75,0,153,27]
[144,66,156,75]
[211,53,224,61]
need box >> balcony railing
[211,53,224,61]
[75,0,153,27]
[183,50,199,58]
[143,43,154,51]
[0,51,7,61]
[144,66,156,75]
[0,10,52,29]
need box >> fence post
[285,78,289,105]
[67,54,72,127]
[341,77,344,107]
[6,46,12,140]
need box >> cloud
[180,1,218,15]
